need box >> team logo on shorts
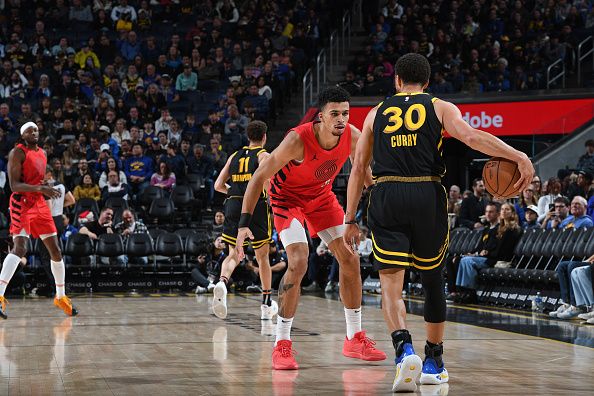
[315,159,338,181]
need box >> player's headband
[20,122,38,135]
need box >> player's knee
[333,246,360,270]
[255,250,269,265]
[288,261,307,277]
[12,245,27,258]
[287,248,308,267]
[50,252,63,262]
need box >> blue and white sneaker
[392,343,423,392]
[419,356,449,385]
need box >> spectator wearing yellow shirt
[75,42,100,69]
[73,173,101,201]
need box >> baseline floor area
[0,293,592,395]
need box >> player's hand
[514,155,535,192]
[235,227,254,260]
[38,185,61,199]
[343,223,360,254]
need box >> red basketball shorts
[9,194,57,239]
[271,192,345,246]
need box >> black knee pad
[420,268,446,323]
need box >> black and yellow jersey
[227,146,267,198]
[372,92,445,178]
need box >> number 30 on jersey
[382,104,426,147]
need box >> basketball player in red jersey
[235,87,386,370]
[0,122,78,318]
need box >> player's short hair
[317,86,350,111]
[247,120,267,142]
[472,178,483,188]
[395,53,431,85]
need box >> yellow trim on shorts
[374,254,411,266]
[411,233,449,262]
[411,256,446,270]
[371,233,412,257]
[251,238,272,249]
[221,233,238,246]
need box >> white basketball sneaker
[577,309,594,320]
[557,305,582,319]
[212,281,228,319]
[419,342,449,385]
[261,300,278,320]
[549,303,569,318]
[392,342,423,392]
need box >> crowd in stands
[0,0,353,295]
[0,1,592,321]
[339,0,594,96]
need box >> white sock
[0,254,21,296]
[275,315,293,345]
[344,307,362,340]
[51,260,66,298]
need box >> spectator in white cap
[523,205,540,230]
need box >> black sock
[262,290,272,306]
[425,341,444,368]
[391,329,412,357]
[220,276,229,285]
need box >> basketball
[482,157,521,198]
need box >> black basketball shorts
[222,197,272,249]
[367,181,449,272]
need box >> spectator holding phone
[542,196,570,229]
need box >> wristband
[344,219,358,225]
[238,213,252,228]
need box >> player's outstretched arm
[235,132,304,259]
[344,107,377,252]
[435,100,535,192]
[8,148,61,199]
[214,153,236,194]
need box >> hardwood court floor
[0,293,592,395]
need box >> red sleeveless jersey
[269,121,351,206]
[16,143,47,202]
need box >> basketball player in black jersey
[344,53,534,392]
[212,121,277,320]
